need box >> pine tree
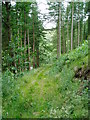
[71,2,74,50]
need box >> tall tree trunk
[71,2,74,50]
[57,19,59,58]
[88,1,90,67]
[27,29,31,70]
[81,23,84,43]
[58,2,61,57]
[36,44,39,67]
[4,2,11,70]
[24,10,26,70]
[10,30,16,73]
[78,3,80,47]
[80,20,83,44]
[24,29,26,70]
[18,29,21,72]
[0,0,2,73]
[88,1,90,38]
[14,54,17,74]
[81,3,84,44]
[20,29,23,72]
[74,24,77,48]
[67,12,69,52]
[77,22,78,47]
[5,2,11,46]
[11,30,17,73]
[78,21,80,46]
[62,20,66,53]
[83,23,86,40]
[33,15,35,68]
[10,31,17,73]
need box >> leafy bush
[2,40,88,118]
[2,69,15,98]
[50,40,88,74]
[68,41,88,62]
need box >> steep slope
[2,41,89,118]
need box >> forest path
[3,43,88,118]
[15,65,60,117]
[20,66,51,97]
[11,55,88,118]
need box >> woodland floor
[2,43,89,118]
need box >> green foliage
[50,40,88,74]
[2,1,89,118]
[2,42,88,118]
[2,2,44,72]
[2,69,15,97]
[67,40,88,62]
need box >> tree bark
[10,30,16,73]
[18,29,21,72]
[88,1,90,38]
[5,2,11,44]
[83,23,86,40]
[67,10,69,52]
[57,17,59,58]
[88,1,90,68]
[20,29,23,72]
[78,3,80,47]
[57,19,59,58]
[36,48,39,67]
[36,42,39,67]
[33,15,35,68]
[58,2,61,57]
[71,2,74,50]
[24,10,27,70]
[24,29,26,70]
[62,20,66,53]
[27,29,31,70]
[80,20,83,44]
[11,31,17,74]
[78,21,80,47]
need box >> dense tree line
[2,2,44,73]
[48,2,88,58]
[2,1,89,73]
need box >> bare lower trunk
[24,10,27,70]
[11,31,17,73]
[62,20,66,53]
[67,17,69,52]
[78,21,80,47]
[20,29,23,72]
[27,29,31,70]
[80,21,82,44]
[58,2,61,57]
[78,3,80,47]
[67,7,69,52]
[18,29,21,72]
[57,20,59,58]
[88,2,90,68]
[5,2,11,44]
[81,24,83,43]
[24,29,26,70]
[88,2,90,37]
[36,45,39,67]
[83,23,86,40]
[33,16,35,68]
[71,2,74,50]
[5,2,11,70]
[14,56,17,74]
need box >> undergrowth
[2,41,88,118]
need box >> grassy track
[2,43,88,118]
